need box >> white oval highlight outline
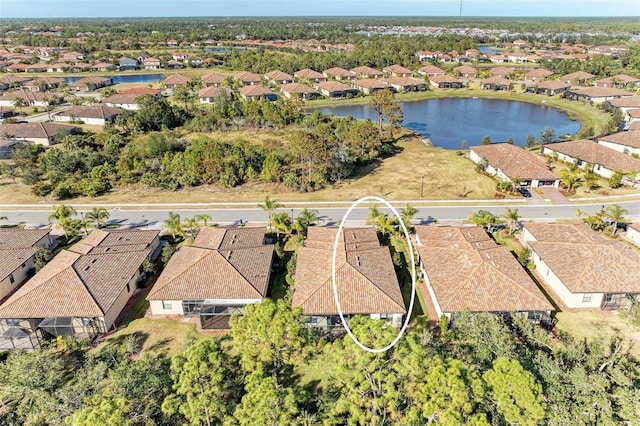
[331,195,417,353]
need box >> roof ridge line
[345,262,406,312]
[72,257,108,315]
[214,249,263,299]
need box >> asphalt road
[2,200,639,230]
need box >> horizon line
[2,15,638,19]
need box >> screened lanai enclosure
[0,319,44,351]
[37,317,105,340]
[0,316,106,351]
[182,300,247,330]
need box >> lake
[64,73,165,84]
[317,98,581,149]
[478,45,500,54]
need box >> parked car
[518,187,532,198]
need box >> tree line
[1,299,639,425]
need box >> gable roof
[471,143,559,180]
[164,73,191,85]
[148,227,272,301]
[0,248,149,318]
[0,122,78,140]
[0,229,49,250]
[292,227,406,315]
[598,131,640,149]
[523,222,640,294]
[294,68,324,79]
[416,226,553,313]
[546,139,640,172]
[56,105,124,120]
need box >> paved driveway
[541,187,572,204]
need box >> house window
[162,301,172,310]
[379,314,393,320]
[126,283,131,293]
[582,294,592,303]
[9,274,14,284]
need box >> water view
[317,97,581,149]
[64,73,165,84]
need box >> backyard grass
[554,310,640,358]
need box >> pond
[316,97,581,149]
[478,45,501,54]
[64,73,165,84]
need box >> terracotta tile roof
[101,93,141,105]
[597,74,640,85]
[118,87,161,96]
[561,71,596,81]
[416,226,553,313]
[628,122,640,131]
[292,227,406,315]
[198,86,230,98]
[352,79,388,90]
[545,139,640,172]
[0,229,49,250]
[148,227,272,301]
[613,91,640,110]
[323,67,356,78]
[418,65,445,74]
[383,64,413,75]
[482,76,512,86]
[281,82,319,95]
[0,248,37,282]
[627,109,640,119]
[454,65,477,74]
[165,73,191,85]
[239,85,274,97]
[381,76,425,87]
[68,76,111,89]
[350,66,384,77]
[0,89,46,102]
[471,143,559,180]
[294,68,324,79]
[428,75,462,84]
[234,71,263,84]
[264,70,294,81]
[0,248,149,318]
[524,222,640,294]
[524,68,553,79]
[490,66,514,76]
[56,105,124,120]
[571,87,633,98]
[69,229,159,255]
[0,122,78,139]
[598,131,640,149]
[536,80,570,90]
[201,72,226,85]
[316,80,353,92]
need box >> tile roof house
[53,105,124,126]
[350,66,384,79]
[198,86,231,104]
[0,89,52,108]
[315,80,359,99]
[164,73,191,89]
[417,65,446,77]
[564,87,634,103]
[68,76,113,92]
[100,93,145,110]
[489,66,514,78]
[351,78,388,95]
[292,227,406,331]
[293,68,327,83]
[595,74,640,89]
[543,139,640,181]
[280,82,320,100]
[597,131,640,156]
[23,77,65,92]
[481,76,512,91]
[0,122,79,146]
[454,65,478,79]
[201,71,227,87]
[428,74,463,89]
[322,67,357,81]
[0,229,157,350]
[147,227,273,330]
[264,70,294,85]
[524,68,554,82]
[0,229,52,303]
[605,96,640,116]
[522,222,640,310]
[470,143,560,188]
[238,85,277,101]
[560,71,596,85]
[526,80,570,96]
[119,57,138,71]
[234,71,263,86]
[143,57,161,70]
[383,64,413,77]
[626,223,640,247]
[415,226,553,323]
[381,76,428,92]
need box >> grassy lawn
[554,310,640,358]
[390,235,424,320]
[0,133,500,205]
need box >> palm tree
[583,171,599,193]
[294,207,319,236]
[604,205,628,236]
[56,216,82,240]
[258,196,283,233]
[194,213,212,227]
[504,208,520,234]
[374,214,396,238]
[366,205,381,226]
[271,212,291,239]
[399,204,418,233]
[48,204,75,222]
[560,163,582,195]
[13,97,27,115]
[184,217,199,239]
[84,207,110,229]
[164,211,184,239]
[469,210,502,232]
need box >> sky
[1,0,639,18]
